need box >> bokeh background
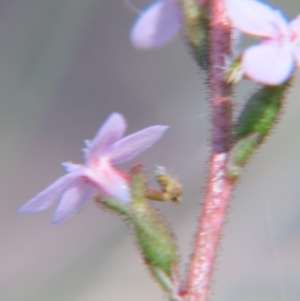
[1,0,300,300]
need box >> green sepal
[224,56,244,84]
[130,166,179,291]
[98,196,131,218]
[179,0,209,70]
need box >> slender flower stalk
[186,0,234,300]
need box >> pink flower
[226,0,300,85]
[130,0,181,49]
[19,113,168,224]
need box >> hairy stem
[186,154,234,301]
[185,0,233,300]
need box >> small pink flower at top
[19,113,168,225]
[226,0,300,85]
[130,0,181,49]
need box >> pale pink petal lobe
[61,162,81,173]
[51,180,94,225]
[293,45,300,68]
[18,172,80,214]
[289,15,300,36]
[242,41,294,85]
[130,0,181,49]
[85,159,130,203]
[109,125,169,164]
[85,113,126,162]
[226,0,288,38]
[290,16,300,66]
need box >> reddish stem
[186,155,234,301]
[185,0,233,300]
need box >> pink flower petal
[130,0,181,49]
[109,125,168,164]
[226,0,288,38]
[18,172,81,214]
[51,180,94,225]
[61,162,81,173]
[84,159,130,204]
[293,45,300,69]
[289,15,300,35]
[85,113,126,163]
[290,16,300,62]
[242,41,294,85]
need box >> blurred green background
[1,0,300,300]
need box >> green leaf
[226,133,260,179]
[226,79,292,178]
[235,81,291,140]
